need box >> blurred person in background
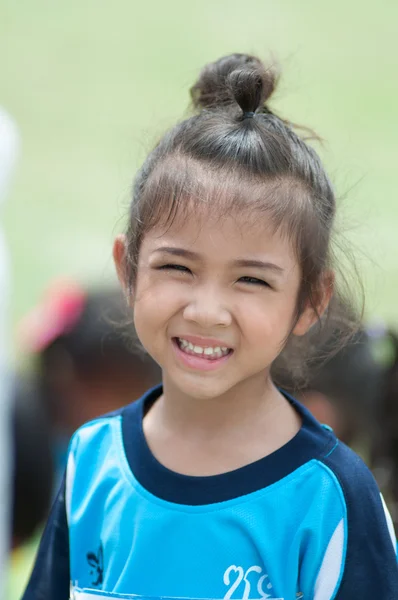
[367,326,398,531]
[279,325,383,449]
[11,375,53,550]
[0,106,19,599]
[18,281,161,483]
[7,375,53,600]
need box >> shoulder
[312,441,398,599]
[286,395,394,537]
[68,389,148,457]
[65,394,148,505]
[66,409,124,487]
[320,440,394,531]
[320,440,396,554]
[69,407,124,451]
[66,385,160,494]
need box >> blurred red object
[18,279,86,352]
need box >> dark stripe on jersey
[21,475,70,600]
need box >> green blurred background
[1,0,398,595]
[2,0,398,331]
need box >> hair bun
[191,53,277,115]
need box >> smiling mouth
[173,337,233,361]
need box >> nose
[183,287,232,329]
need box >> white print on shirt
[223,565,286,600]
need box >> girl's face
[115,208,319,401]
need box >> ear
[113,234,129,295]
[292,271,334,337]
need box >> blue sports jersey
[22,385,398,599]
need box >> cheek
[132,292,165,360]
[132,277,185,338]
[239,292,296,346]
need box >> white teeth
[177,338,231,359]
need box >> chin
[170,371,236,401]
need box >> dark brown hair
[122,53,361,379]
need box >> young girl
[22,53,398,600]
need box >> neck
[153,372,288,438]
[143,371,302,476]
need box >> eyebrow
[152,247,285,274]
[232,259,284,274]
[153,247,200,261]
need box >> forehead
[140,155,307,264]
[141,203,297,268]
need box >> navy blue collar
[121,385,336,505]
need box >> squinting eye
[157,264,192,274]
[238,276,270,287]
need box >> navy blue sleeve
[322,442,398,599]
[21,475,70,600]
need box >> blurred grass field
[1,0,398,332]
